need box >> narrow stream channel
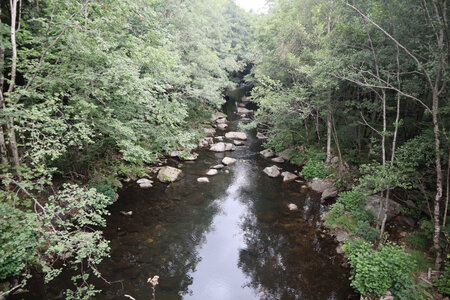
[25,88,356,299]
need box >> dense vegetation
[1,0,449,298]
[246,0,449,298]
[0,0,250,297]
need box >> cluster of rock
[308,178,338,203]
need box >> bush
[343,240,417,298]
[301,159,329,179]
[437,255,450,296]
[0,203,38,280]
[356,220,379,243]
[338,190,367,213]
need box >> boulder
[365,195,401,222]
[212,112,226,122]
[321,187,338,201]
[237,107,254,115]
[216,117,227,124]
[210,142,235,152]
[260,149,274,158]
[215,136,224,142]
[263,165,281,178]
[276,149,293,161]
[256,132,267,139]
[222,157,237,165]
[157,166,182,183]
[233,140,245,146]
[136,178,153,188]
[271,157,285,163]
[170,150,182,157]
[184,153,198,161]
[204,127,216,137]
[308,178,335,193]
[198,137,214,147]
[206,169,218,176]
[225,131,247,140]
[197,177,210,183]
[335,230,349,242]
[288,203,298,211]
[217,123,228,130]
[211,164,225,169]
[281,171,298,182]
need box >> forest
[0,0,449,299]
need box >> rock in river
[197,177,210,183]
[233,140,245,146]
[211,164,224,169]
[204,127,216,137]
[260,149,274,158]
[271,156,285,163]
[288,203,298,211]
[225,131,247,140]
[222,157,237,165]
[136,178,153,188]
[281,171,298,182]
[157,166,182,183]
[263,165,281,178]
[206,169,218,176]
[210,142,235,152]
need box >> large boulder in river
[157,166,182,183]
[222,157,237,165]
[308,178,335,193]
[281,171,298,182]
[225,132,247,140]
[365,195,401,222]
[210,142,235,152]
[263,165,281,178]
[260,149,274,158]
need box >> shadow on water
[19,87,357,300]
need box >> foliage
[0,203,37,280]
[436,255,450,296]
[343,240,417,298]
[301,159,329,179]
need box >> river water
[21,88,356,299]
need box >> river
[21,87,356,299]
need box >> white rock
[260,149,274,158]
[170,150,182,157]
[210,142,235,152]
[281,171,298,182]
[233,140,245,146]
[222,157,237,165]
[204,127,216,137]
[157,166,182,183]
[206,169,218,176]
[217,123,228,130]
[215,136,224,142]
[321,188,338,201]
[225,132,247,140]
[308,178,335,193]
[271,157,285,163]
[237,107,253,115]
[256,132,267,139]
[212,112,226,122]
[211,164,225,169]
[216,117,227,124]
[136,178,153,188]
[263,165,281,178]
[197,177,210,183]
[288,203,298,211]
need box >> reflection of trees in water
[96,177,229,299]
[238,210,353,300]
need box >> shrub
[356,220,379,243]
[437,255,450,296]
[343,240,417,298]
[0,203,38,280]
[301,159,329,179]
[338,190,367,213]
[405,232,431,251]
